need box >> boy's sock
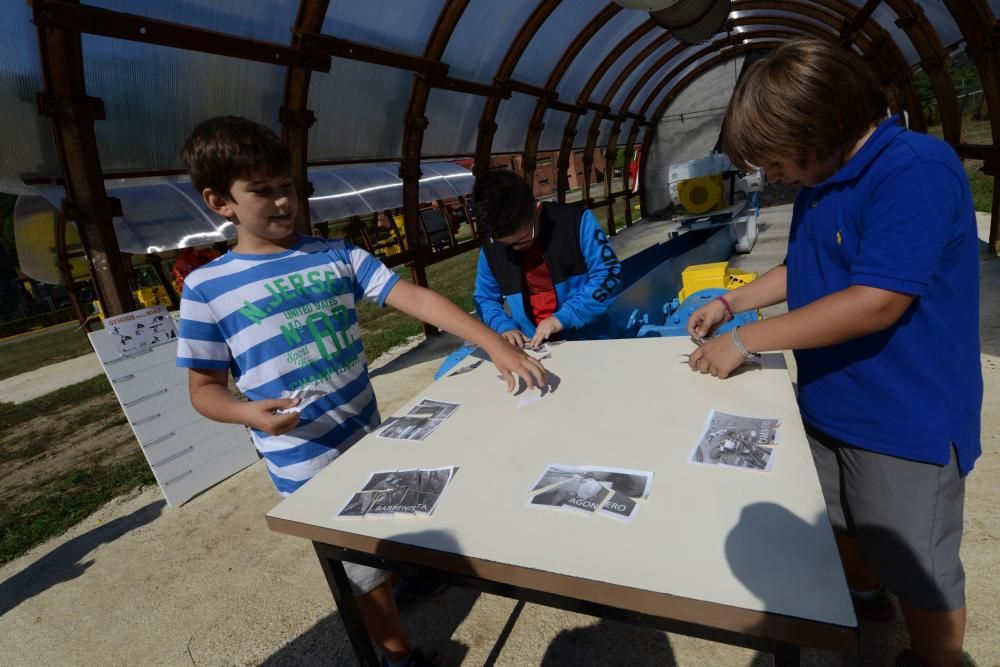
[850,585,896,622]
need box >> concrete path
[1,206,997,666]
[0,352,103,404]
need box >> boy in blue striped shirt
[176,116,545,667]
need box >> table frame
[272,523,859,666]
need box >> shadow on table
[725,502,920,665]
[0,499,165,617]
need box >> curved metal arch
[521,2,623,197]
[473,0,562,177]
[399,0,470,324]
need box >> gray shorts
[807,425,966,612]
[345,562,391,597]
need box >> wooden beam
[32,0,135,316]
[282,0,330,236]
[30,0,331,71]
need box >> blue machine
[625,287,758,338]
[434,225,749,380]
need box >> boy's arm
[188,368,301,436]
[690,284,913,378]
[384,280,546,391]
[538,211,621,343]
[472,250,522,336]
[688,264,788,338]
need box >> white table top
[267,337,856,631]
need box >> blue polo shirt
[786,116,982,474]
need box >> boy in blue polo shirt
[176,116,546,667]
[687,40,981,667]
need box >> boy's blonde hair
[723,39,888,171]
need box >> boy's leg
[346,564,413,662]
[356,580,413,662]
[837,444,967,667]
[807,428,883,593]
[897,600,965,667]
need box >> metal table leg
[313,542,380,667]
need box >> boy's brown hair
[180,116,291,198]
[723,39,888,171]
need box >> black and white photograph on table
[704,409,782,446]
[579,466,654,499]
[598,490,640,522]
[526,464,653,520]
[448,359,483,376]
[528,464,585,493]
[688,410,777,471]
[336,467,456,518]
[407,398,460,420]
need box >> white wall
[644,58,745,214]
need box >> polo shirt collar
[820,115,905,187]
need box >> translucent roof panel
[612,39,684,115]
[442,1,537,83]
[0,2,59,193]
[83,35,284,174]
[597,118,616,147]
[574,111,598,149]
[308,62,412,161]
[556,11,650,101]
[88,0,298,43]
[592,29,665,102]
[15,161,472,259]
[916,1,962,47]
[868,4,920,65]
[307,161,473,222]
[423,89,485,157]
[493,94,538,154]
[321,0,444,55]
[512,0,607,87]
[539,109,573,152]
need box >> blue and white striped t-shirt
[176,236,400,495]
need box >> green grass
[357,249,480,361]
[0,454,154,565]
[0,375,113,442]
[0,324,101,382]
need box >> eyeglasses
[489,209,537,249]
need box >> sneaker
[392,575,449,611]
[382,646,439,667]
[852,586,896,622]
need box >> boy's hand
[501,330,528,346]
[240,398,301,436]
[529,316,563,347]
[687,299,730,339]
[485,340,547,392]
[687,332,744,379]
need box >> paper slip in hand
[276,384,327,414]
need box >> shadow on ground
[369,333,462,380]
[0,499,165,617]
